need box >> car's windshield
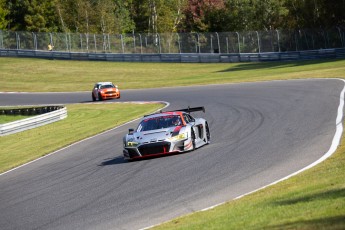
[137,115,182,131]
[100,84,114,89]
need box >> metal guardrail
[0,106,67,136]
[1,28,344,54]
[1,48,345,62]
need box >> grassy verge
[0,57,345,92]
[0,115,32,124]
[0,103,164,173]
[153,146,345,229]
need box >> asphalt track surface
[0,79,343,230]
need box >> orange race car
[92,82,120,101]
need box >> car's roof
[95,82,114,85]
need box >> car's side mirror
[128,128,134,134]
[115,85,118,88]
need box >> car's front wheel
[92,93,96,101]
[98,93,103,101]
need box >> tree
[6,0,27,31]
[5,0,59,32]
[0,0,9,30]
[322,0,345,27]
[114,0,135,33]
[182,0,233,32]
[252,0,288,30]
[155,0,187,33]
[131,0,187,33]
[2,0,344,34]
[297,0,345,28]
[283,0,345,29]
[182,0,209,32]
[25,0,59,32]
[55,0,135,34]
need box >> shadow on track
[99,156,127,166]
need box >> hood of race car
[133,126,184,143]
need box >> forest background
[0,0,344,35]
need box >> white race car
[123,107,210,161]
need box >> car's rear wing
[144,106,205,117]
[163,106,205,114]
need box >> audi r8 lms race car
[92,82,120,101]
[123,106,210,161]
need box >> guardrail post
[139,34,143,54]
[133,32,136,53]
[49,33,53,48]
[236,32,240,53]
[156,33,161,53]
[66,33,70,51]
[177,33,181,54]
[33,32,37,50]
[194,33,200,53]
[168,35,171,53]
[79,33,83,52]
[94,34,97,52]
[323,29,328,49]
[301,30,309,50]
[276,29,281,52]
[85,33,89,52]
[108,34,111,53]
[120,34,124,53]
[16,32,19,50]
[336,27,344,47]
[216,32,220,53]
[256,31,260,53]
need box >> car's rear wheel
[205,122,211,144]
[191,130,196,150]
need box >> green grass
[153,147,345,229]
[0,57,345,92]
[0,57,344,229]
[0,103,164,173]
[0,115,32,124]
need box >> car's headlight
[168,133,187,141]
[126,141,138,147]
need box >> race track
[0,79,343,230]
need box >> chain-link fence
[1,27,344,54]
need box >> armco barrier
[0,106,67,136]
[0,48,345,63]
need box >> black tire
[205,122,211,144]
[92,93,96,101]
[191,130,196,150]
[98,93,103,101]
